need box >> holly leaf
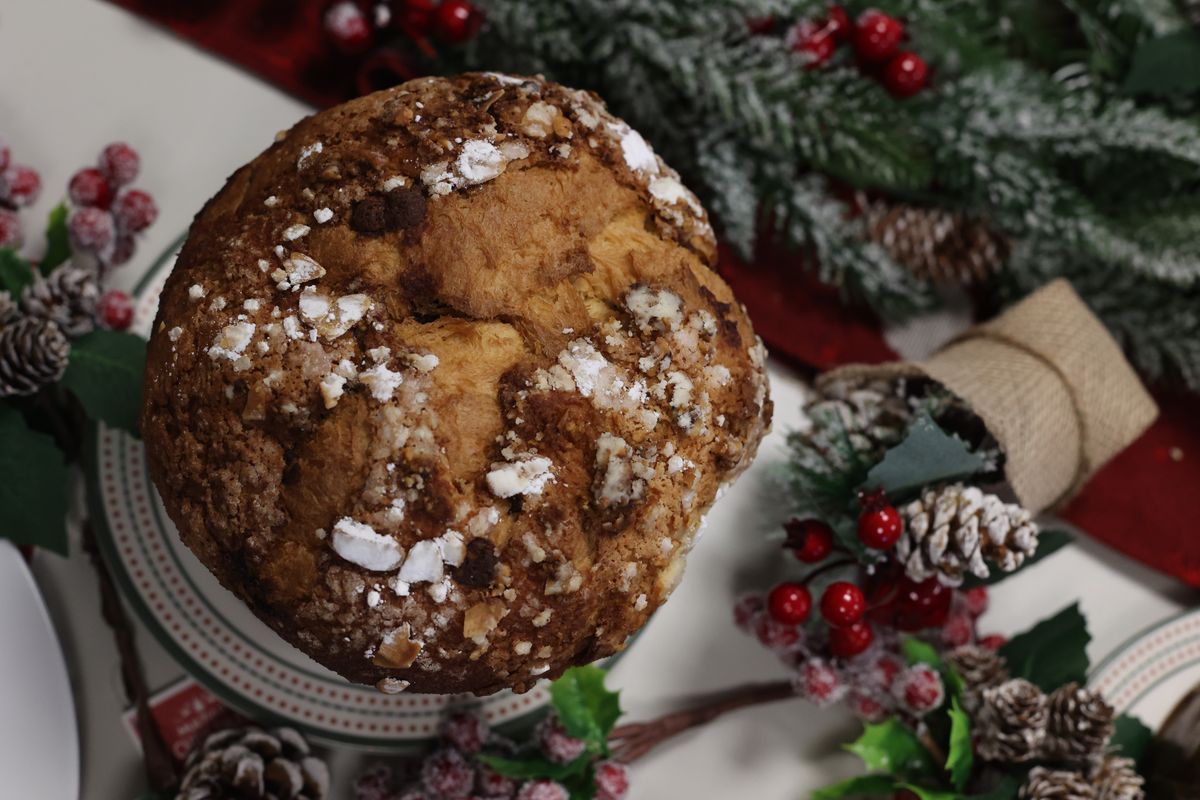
[962,530,1073,588]
[998,604,1090,691]
[812,774,898,799]
[862,415,987,499]
[0,248,34,295]
[0,404,69,555]
[1111,713,1153,766]
[945,699,973,791]
[40,203,71,275]
[898,785,959,800]
[1123,29,1200,97]
[478,753,588,781]
[60,330,146,436]
[846,719,937,778]
[549,666,622,752]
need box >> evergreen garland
[459,0,1200,389]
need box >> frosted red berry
[941,613,974,648]
[979,633,1007,651]
[858,504,902,550]
[68,207,115,251]
[826,5,851,40]
[108,233,137,267]
[883,51,928,98]
[768,582,812,625]
[1,164,41,207]
[69,168,113,209]
[794,658,845,707]
[536,716,587,765]
[784,518,834,563]
[435,0,482,43]
[846,690,888,722]
[477,763,517,797]
[97,290,135,331]
[820,581,866,627]
[894,664,945,714]
[421,748,475,798]
[854,10,904,63]
[0,139,9,172]
[0,209,22,249]
[754,613,803,653]
[863,653,905,691]
[516,780,569,800]
[99,143,140,186]
[963,586,989,617]
[787,20,836,69]
[733,592,765,631]
[325,1,373,52]
[830,620,875,658]
[593,760,630,800]
[114,189,158,233]
[442,712,490,754]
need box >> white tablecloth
[2,2,1192,797]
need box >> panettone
[141,73,771,695]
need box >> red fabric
[103,0,1200,587]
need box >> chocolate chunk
[453,539,498,588]
[385,187,427,230]
[350,195,388,234]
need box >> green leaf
[1111,713,1153,766]
[549,666,622,752]
[1123,29,1200,97]
[0,248,34,295]
[998,604,1090,691]
[812,774,898,799]
[899,785,960,800]
[862,415,987,499]
[945,699,973,791]
[478,753,589,781]
[0,404,69,555]
[962,530,1073,588]
[846,719,937,778]
[40,203,71,274]
[60,330,147,436]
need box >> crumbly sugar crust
[142,73,772,695]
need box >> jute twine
[819,280,1158,513]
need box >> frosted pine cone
[976,678,1048,763]
[20,265,100,338]
[790,378,912,474]
[1093,756,1145,800]
[1020,767,1096,800]
[897,484,1039,586]
[946,645,1010,713]
[0,290,16,325]
[1043,683,1115,763]
[176,725,329,800]
[0,316,70,396]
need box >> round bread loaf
[142,73,772,695]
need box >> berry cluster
[0,138,42,249]
[324,0,482,53]
[355,711,631,800]
[779,5,929,97]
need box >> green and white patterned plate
[88,238,553,751]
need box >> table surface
[3,2,1195,798]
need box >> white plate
[0,540,80,799]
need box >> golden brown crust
[141,73,771,695]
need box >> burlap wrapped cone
[818,280,1158,513]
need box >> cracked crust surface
[141,73,772,695]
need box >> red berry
[979,633,1007,651]
[0,164,41,207]
[827,5,851,40]
[820,581,866,627]
[0,139,9,171]
[97,290,135,331]
[869,574,953,631]
[784,518,835,563]
[733,592,765,631]
[963,586,989,617]
[768,582,812,625]
[786,20,836,69]
[517,780,569,800]
[894,663,945,714]
[442,711,490,754]
[398,0,437,33]
[858,504,903,550]
[794,658,845,707]
[68,207,115,252]
[107,233,137,267]
[830,620,875,658]
[477,763,518,797]
[435,0,482,43]
[746,16,776,34]
[536,715,586,765]
[883,51,928,97]
[99,143,140,186]
[68,168,114,210]
[421,748,475,798]
[846,689,888,722]
[854,10,904,63]
[325,1,373,52]
[754,613,803,653]
[941,613,974,648]
[113,189,158,233]
[0,208,22,249]
[593,760,630,800]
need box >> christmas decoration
[976,678,1049,763]
[882,51,929,98]
[1044,682,1117,763]
[0,316,70,396]
[175,725,329,800]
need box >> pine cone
[1043,683,1115,763]
[946,645,1010,713]
[792,378,912,474]
[861,196,1009,286]
[20,265,99,338]
[1020,767,1096,800]
[897,484,1039,586]
[0,317,70,397]
[0,290,17,325]
[1093,756,1145,800]
[176,725,329,800]
[977,678,1048,763]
